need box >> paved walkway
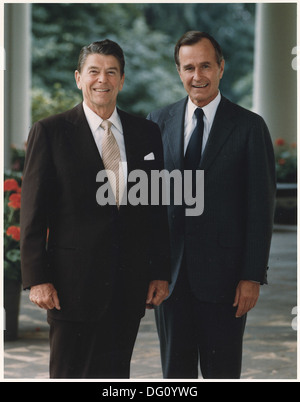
[3,225,297,381]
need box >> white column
[253,3,297,143]
[4,3,31,168]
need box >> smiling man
[20,39,170,379]
[75,52,125,119]
[148,31,276,379]
[177,37,224,108]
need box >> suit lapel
[117,109,142,176]
[117,108,151,208]
[163,97,187,171]
[199,96,236,171]
[66,104,142,176]
[64,103,105,172]
[162,96,236,173]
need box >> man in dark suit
[148,31,276,379]
[20,39,170,379]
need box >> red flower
[6,226,21,241]
[275,138,285,146]
[278,158,286,165]
[8,193,21,209]
[4,179,20,192]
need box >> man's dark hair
[174,31,224,69]
[77,39,125,76]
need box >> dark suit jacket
[20,103,171,322]
[148,96,276,303]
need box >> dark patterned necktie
[184,108,204,170]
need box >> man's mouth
[94,88,110,93]
[192,83,209,89]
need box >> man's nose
[193,68,202,81]
[98,73,107,83]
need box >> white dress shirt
[183,91,221,156]
[82,102,128,181]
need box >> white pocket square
[144,152,155,160]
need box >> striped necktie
[101,120,125,208]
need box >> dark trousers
[48,304,140,379]
[155,265,247,379]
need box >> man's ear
[74,70,82,90]
[176,64,183,82]
[219,59,225,80]
[119,73,125,92]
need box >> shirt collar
[82,102,123,134]
[186,91,221,124]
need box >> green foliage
[32,83,81,123]
[274,140,297,183]
[31,4,145,94]
[113,18,186,115]
[11,146,26,172]
[31,3,256,119]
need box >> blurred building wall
[253,3,297,144]
[4,4,31,169]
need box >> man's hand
[29,283,61,311]
[233,280,260,318]
[146,280,169,309]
